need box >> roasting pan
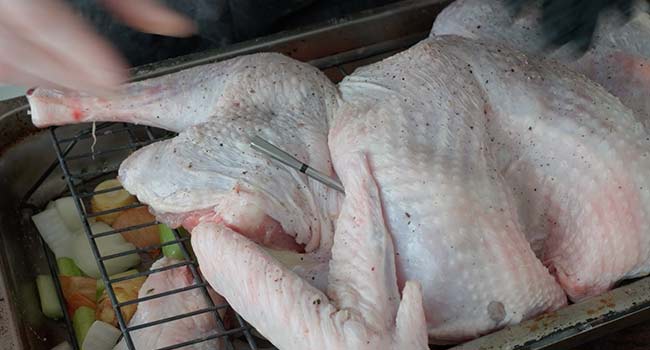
[2,0,650,349]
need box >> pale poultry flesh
[432,0,650,123]
[27,28,650,345]
[192,155,429,349]
[113,257,226,350]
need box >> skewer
[250,135,345,194]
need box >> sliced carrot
[65,293,96,316]
[59,275,97,302]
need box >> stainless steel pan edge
[452,277,650,350]
[0,99,74,350]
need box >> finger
[101,0,197,37]
[0,57,61,91]
[328,152,401,331]
[192,222,333,349]
[0,25,120,95]
[0,0,128,93]
[394,281,428,349]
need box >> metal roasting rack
[48,123,259,350]
[37,28,429,350]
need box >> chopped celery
[36,275,63,319]
[57,257,82,276]
[96,280,102,300]
[159,224,184,259]
[73,306,95,346]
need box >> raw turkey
[27,33,650,343]
[192,155,429,349]
[113,257,226,350]
[432,0,650,123]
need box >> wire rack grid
[48,123,258,350]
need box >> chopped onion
[81,321,121,350]
[73,222,140,278]
[32,208,76,258]
[54,197,84,232]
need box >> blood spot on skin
[72,108,84,121]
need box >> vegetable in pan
[36,275,64,320]
[159,224,184,260]
[73,306,96,346]
[91,179,136,225]
[57,257,83,277]
[82,321,122,350]
[72,222,140,278]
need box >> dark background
[66,0,400,66]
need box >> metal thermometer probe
[250,135,345,194]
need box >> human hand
[506,0,638,52]
[0,0,196,95]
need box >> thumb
[102,0,197,37]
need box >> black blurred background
[66,0,400,67]
[506,0,644,52]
